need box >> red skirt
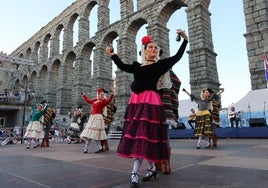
[117,90,169,162]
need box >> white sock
[132,158,142,173]
[147,161,156,171]
[131,158,142,183]
[27,139,31,146]
[95,140,102,150]
[197,136,202,145]
[84,139,91,150]
[205,137,210,145]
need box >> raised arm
[182,88,191,97]
[105,87,115,104]
[182,88,199,103]
[81,92,94,104]
[158,39,188,74]
[105,46,135,73]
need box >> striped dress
[43,107,56,125]
[160,70,181,125]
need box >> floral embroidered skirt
[117,90,169,162]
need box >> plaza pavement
[1,138,268,188]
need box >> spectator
[13,124,21,143]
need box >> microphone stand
[247,103,251,127]
[264,101,267,126]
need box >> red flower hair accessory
[97,88,104,94]
[141,35,153,45]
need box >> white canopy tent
[230,88,268,113]
[178,99,198,118]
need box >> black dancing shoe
[130,173,139,188]
[33,144,40,148]
[83,148,88,154]
[95,148,104,153]
[142,169,157,182]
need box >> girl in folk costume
[80,88,114,154]
[106,29,188,188]
[183,88,224,149]
[24,103,48,149]
[66,108,81,144]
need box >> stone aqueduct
[9,0,268,125]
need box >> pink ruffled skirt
[117,90,168,162]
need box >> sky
[0,0,251,108]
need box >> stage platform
[170,127,268,139]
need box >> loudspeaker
[249,118,267,127]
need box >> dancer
[75,105,87,143]
[155,70,181,175]
[80,88,114,154]
[183,88,224,149]
[211,95,221,147]
[106,29,188,187]
[24,103,48,149]
[101,90,116,151]
[40,100,56,147]
[66,108,81,144]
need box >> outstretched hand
[182,88,191,97]
[105,46,115,57]
[216,88,224,95]
[110,86,115,95]
[176,29,188,41]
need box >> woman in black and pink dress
[106,29,188,187]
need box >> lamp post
[20,64,35,144]
[20,80,28,144]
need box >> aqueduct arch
[9,0,268,126]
